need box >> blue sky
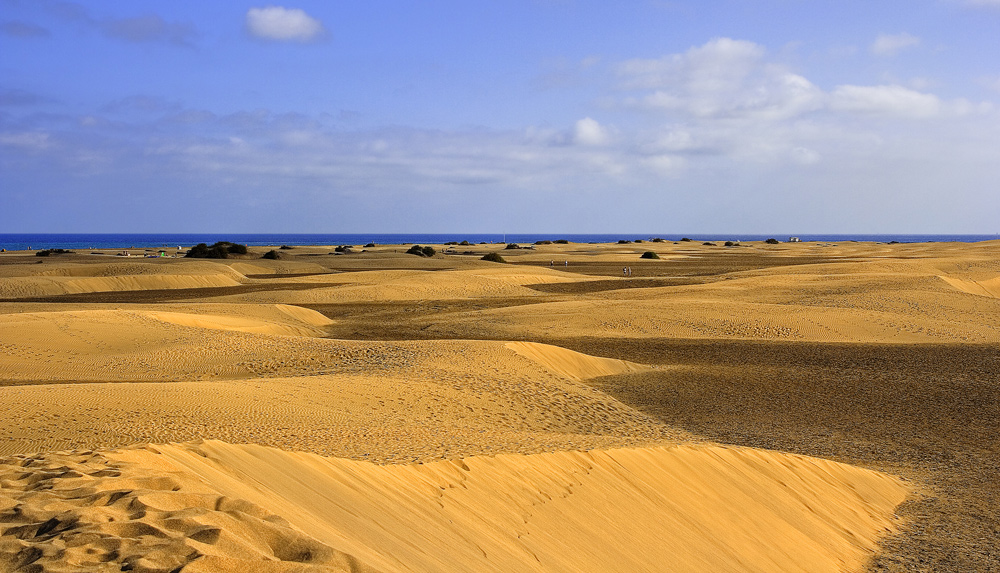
[1,1,998,233]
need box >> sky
[1,0,998,233]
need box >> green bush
[185,241,248,259]
[765,238,780,244]
[617,239,631,244]
[505,243,521,250]
[261,250,281,260]
[459,240,470,246]
[481,252,506,263]
[279,245,294,250]
[445,241,459,245]
[680,237,692,242]
[36,248,72,257]
[651,238,665,243]
[640,251,660,259]
[724,241,735,247]
[535,240,552,245]
[554,239,569,244]
[406,245,436,257]
[703,242,716,246]
[364,243,376,248]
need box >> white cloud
[574,117,610,145]
[791,147,821,165]
[246,6,325,42]
[618,38,824,120]
[0,131,51,150]
[830,85,943,118]
[871,33,920,57]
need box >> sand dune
[1,440,907,573]
[3,241,994,570]
[506,341,648,381]
[938,274,1000,299]
[197,267,585,304]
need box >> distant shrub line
[185,242,248,259]
[35,248,73,257]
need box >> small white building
[788,237,802,243]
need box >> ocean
[0,233,997,251]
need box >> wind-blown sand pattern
[1,240,997,571]
[1,441,906,573]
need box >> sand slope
[1,440,907,573]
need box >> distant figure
[550,260,554,266]
[564,261,568,266]
[623,267,628,277]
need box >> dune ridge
[1,440,908,573]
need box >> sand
[1,240,996,571]
[2,440,907,573]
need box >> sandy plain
[0,239,997,572]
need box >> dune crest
[938,275,1000,299]
[0,440,907,573]
[506,341,648,381]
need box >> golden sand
[3,239,996,571]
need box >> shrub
[459,240,470,246]
[554,239,569,244]
[724,241,735,247]
[445,241,459,245]
[505,243,521,250]
[617,239,631,244]
[481,252,506,263]
[703,242,716,246]
[261,250,281,260]
[535,240,552,245]
[186,241,248,259]
[279,245,294,250]
[634,239,644,243]
[334,245,353,253]
[406,244,435,257]
[680,237,692,242]
[364,243,376,248]
[765,238,780,244]
[651,238,665,242]
[35,248,72,257]
[640,251,660,259]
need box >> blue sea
[0,233,997,251]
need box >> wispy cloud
[100,14,198,46]
[870,33,920,57]
[31,2,198,46]
[245,6,326,43]
[0,20,50,38]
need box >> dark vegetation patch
[36,249,73,257]
[186,242,248,259]
[406,245,436,257]
[261,250,282,260]
[481,252,507,263]
[640,251,660,259]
